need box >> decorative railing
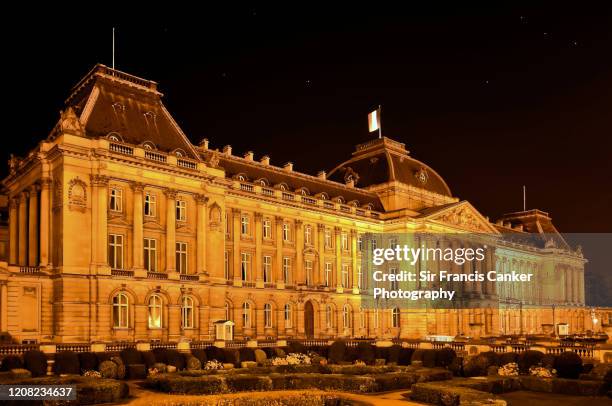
[105,342,136,352]
[111,269,134,277]
[302,196,317,205]
[490,344,507,353]
[240,183,254,192]
[262,188,275,197]
[150,342,177,350]
[190,341,214,349]
[109,142,134,155]
[226,341,247,348]
[57,343,91,352]
[0,344,39,355]
[177,158,197,170]
[19,266,41,274]
[323,201,335,209]
[145,150,167,163]
[180,274,199,282]
[282,192,295,201]
[147,272,169,280]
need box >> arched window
[148,295,162,329]
[242,302,252,328]
[392,307,400,328]
[264,303,272,328]
[112,292,129,328]
[325,305,333,329]
[343,304,351,329]
[284,304,293,328]
[181,296,194,329]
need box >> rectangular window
[324,228,332,248]
[263,255,272,283]
[241,252,251,281]
[263,219,272,239]
[357,265,363,289]
[144,238,157,272]
[341,232,348,251]
[108,234,124,269]
[305,260,313,286]
[390,267,398,290]
[357,236,363,252]
[371,238,377,253]
[224,251,230,280]
[109,188,122,212]
[304,225,312,245]
[341,264,350,288]
[144,193,156,217]
[325,262,332,287]
[225,213,231,237]
[283,257,292,284]
[389,238,398,249]
[176,242,188,274]
[241,214,250,235]
[283,223,291,242]
[176,200,187,221]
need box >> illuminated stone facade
[0,65,604,344]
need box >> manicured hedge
[356,342,376,365]
[78,352,98,373]
[23,350,47,377]
[223,349,240,365]
[238,348,255,363]
[0,355,23,371]
[387,345,401,364]
[206,346,226,362]
[141,351,157,368]
[54,351,80,375]
[435,348,456,368]
[398,348,415,366]
[517,350,544,374]
[287,341,307,354]
[120,348,143,365]
[166,350,186,370]
[554,351,583,379]
[328,341,346,364]
[190,349,208,366]
[152,348,169,364]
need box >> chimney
[317,170,326,180]
[283,162,293,172]
[260,155,270,165]
[199,138,209,149]
[223,145,232,155]
[244,151,254,161]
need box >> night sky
[3,5,611,234]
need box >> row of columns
[564,267,584,304]
[8,180,51,267]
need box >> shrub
[398,348,415,366]
[375,346,389,362]
[206,346,225,362]
[186,356,201,370]
[127,364,147,379]
[273,348,286,358]
[239,348,255,363]
[141,351,157,368]
[448,356,463,376]
[411,349,425,364]
[287,341,307,354]
[0,355,23,371]
[23,350,47,377]
[120,348,143,365]
[422,349,437,368]
[152,348,169,364]
[167,350,186,370]
[387,345,401,364]
[78,352,98,373]
[344,346,358,363]
[190,349,208,366]
[498,352,519,366]
[356,342,376,365]
[435,348,456,368]
[328,341,347,364]
[54,351,80,375]
[223,349,240,366]
[540,354,556,369]
[254,349,267,364]
[226,375,273,392]
[95,352,112,365]
[99,360,118,379]
[463,352,499,377]
[262,347,276,359]
[554,351,582,379]
[518,350,544,374]
[153,362,167,373]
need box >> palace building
[0,64,602,344]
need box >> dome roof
[327,137,452,197]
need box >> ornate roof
[327,137,452,197]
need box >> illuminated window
[144,238,157,272]
[343,304,351,329]
[242,302,252,328]
[392,307,400,328]
[283,257,292,284]
[176,200,187,221]
[224,251,230,280]
[264,303,272,328]
[305,260,313,286]
[241,252,251,281]
[341,232,348,251]
[325,305,333,328]
[284,303,293,328]
[176,242,188,274]
[304,225,312,245]
[325,262,332,287]
[109,188,122,212]
[357,235,363,251]
[359,307,365,329]
[148,295,162,329]
[357,265,363,289]
[112,292,129,328]
[283,223,291,242]
[341,264,350,288]
[241,214,250,235]
[263,255,272,283]
[108,234,124,269]
[263,219,272,239]
[144,193,156,217]
[324,228,332,248]
[181,296,194,328]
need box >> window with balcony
[176,199,187,221]
[109,188,122,212]
[176,242,188,274]
[263,255,272,283]
[144,193,156,217]
[144,238,157,272]
[109,234,124,269]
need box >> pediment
[144,219,164,230]
[420,201,499,234]
[108,213,130,226]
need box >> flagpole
[378,104,382,139]
[523,185,526,211]
[112,27,115,70]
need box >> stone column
[196,195,209,275]
[573,268,580,304]
[335,227,342,291]
[564,268,571,303]
[351,230,358,292]
[90,175,109,269]
[39,179,51,268]
[232,209,242,285]
[165,189,177,272]
[28,184,39,267]
[275,216,283,285]
[254,213,263,286]
[295,220,303,284]
[317,224,325,286]
[8,197,18,265]
[132,182,145,271]
[0,282,7,332]
[18,191,28,266]
[579,270,585,304]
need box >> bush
[141,351,157,368]
[206,346,225,362]
[23,350,47,377]
[411,349,425,364]
[186,356,201,370]
[152,348,169,364]
[273,348,286,358]
[463,352,499,377]
[262,347,276,359]
[540,354,556,369]
[254,349,267,364]
[328,341,346,364]
[435,348,456,368]
[223,349,240,365]
[375,347,389,362]
[78,352,98,373]
[396,348,414,366]
[190,349,208,366]
[344,346,358,363]
[422,349,437,368]
[120,348,143,365]
[356,342,376,365]
[54,351,80,375]
[498,352,519,366]
[387,345,401,364]
[167,350,186,370]
[287,341,307,354]
[0,355,23,371]
[239,348,255,363]
[99,360,118,379]
[127,364,147,379]
[226,375,273,392]
[95,352,112,365]
[517,350,544,374]
[554,351,582,379]
[448,356,463,376]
